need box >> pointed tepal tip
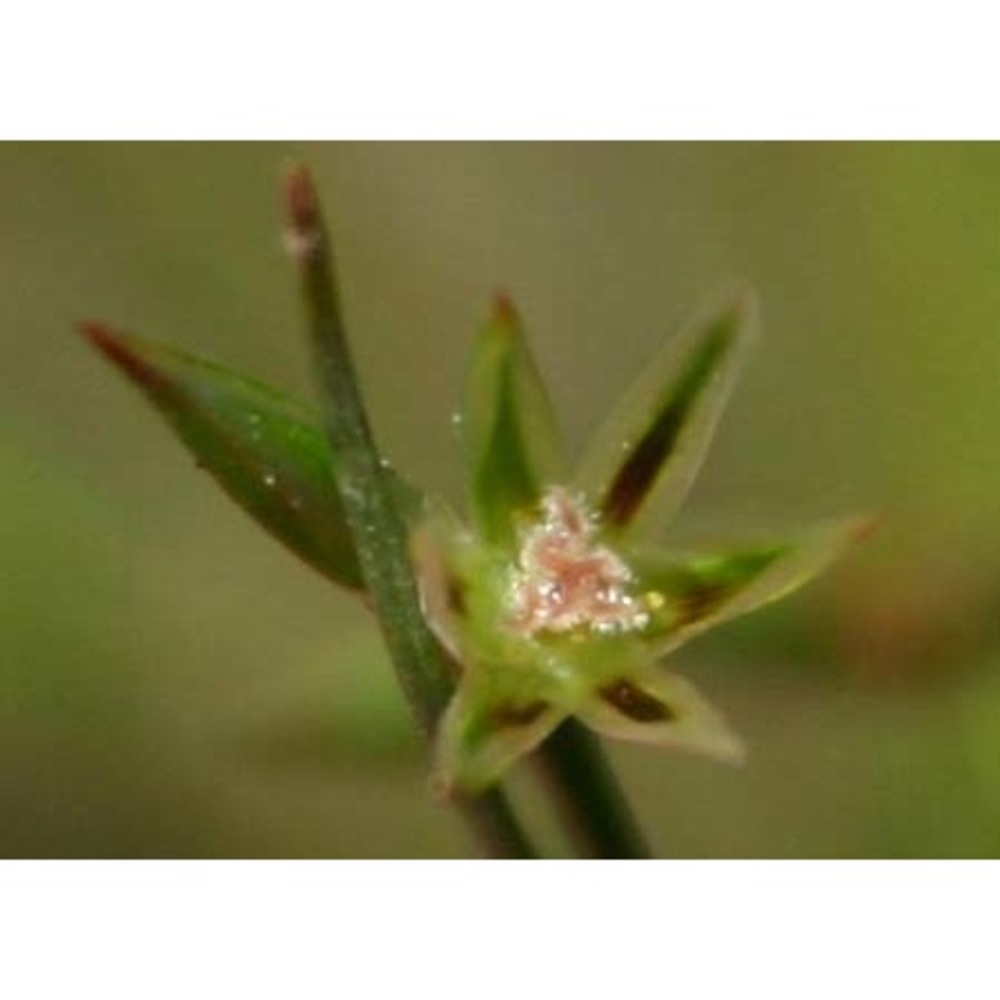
[491,290,522,332]
[77,321,164,390]
[283,163,323,258]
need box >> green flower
[413,288,866,794]
[81,281,865,803]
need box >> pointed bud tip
[284,164,317,225]
[283,164,324,258]
[77,321,165,390]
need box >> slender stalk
[537,720,652,858]
[284,164,536,859]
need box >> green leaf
[578,285,757,538]
[463,295,565,550]
[577,671,744,762]
[80,323,364,590]
[632,518,871,655]
[434,681,566,794]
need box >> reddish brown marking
[599,679,675,723]
[492,700,548,729]
[492,290,520,329]
[675,581,730,627]
[78,322,166,391]
[601,319,734,527]
[445,573,467,617]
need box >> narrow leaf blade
[80,322,364,590]
[578,285,757,537]
[464,295,565,549]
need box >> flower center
[506,487,650,637]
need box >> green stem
[537,720,652,858]
[284,164,536,860]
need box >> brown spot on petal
[599,679,676,723]
[675,580,731,627]
[492,700,549,730]
[601,320,734,528]
[602,409,688,527]
[445,573,467,617]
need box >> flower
[414,287,866,794]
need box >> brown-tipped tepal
[492,290,520,329]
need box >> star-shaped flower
[413,288,865,794]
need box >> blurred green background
[4,142,1000,857]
